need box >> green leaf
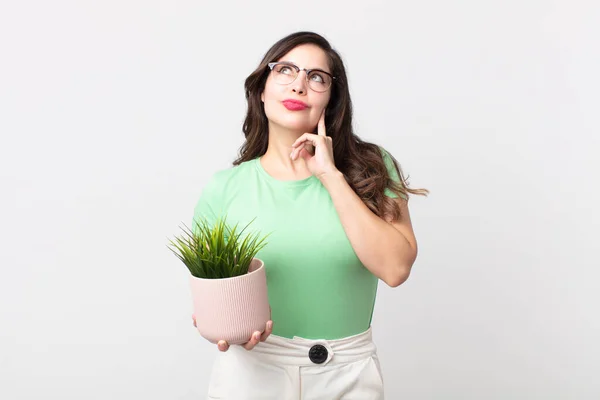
[167,214,270,279]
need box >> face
[261,44,332,133]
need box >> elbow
[383,266,411,288]
[383,248,417,287]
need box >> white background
[1,1,599,399]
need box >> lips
[282,99,308,111]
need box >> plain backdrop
[1,1,599,399]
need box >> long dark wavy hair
[233,31,428,221]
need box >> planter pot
[189,258,270,345]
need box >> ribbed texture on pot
[189,258,270,345]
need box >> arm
[319,171,418,287]
[290,110,418,287]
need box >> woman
[192,31,428,399]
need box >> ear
[261,91,264,102]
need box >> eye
[310,73,325,83]
[278,65,294,75]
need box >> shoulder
[375,146,407,200]
[377,146,399,177]
[202,158,257,196]
[193,159,256,220]
[377,145,394,161]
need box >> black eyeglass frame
[267,62,336,92]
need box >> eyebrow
[278,61,331,75]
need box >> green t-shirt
[192,148,403,340]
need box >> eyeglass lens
[271,63,332,92]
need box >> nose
[292,70,308,95]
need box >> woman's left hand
[290,109,339,179]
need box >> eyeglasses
[267,62,336,93]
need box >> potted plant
[167,216,271,345]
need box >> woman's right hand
[192,314,273,352]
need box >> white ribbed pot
[189,258,270,345]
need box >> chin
[268,114,312,133]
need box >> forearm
[318,170,416,287]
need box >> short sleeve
[381,147,408,200]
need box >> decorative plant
[167,215,269,279]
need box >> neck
[260,122,312,180]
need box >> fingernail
[254,332,260,340]
[267,321,273,330]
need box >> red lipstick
[282,99,308,111]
